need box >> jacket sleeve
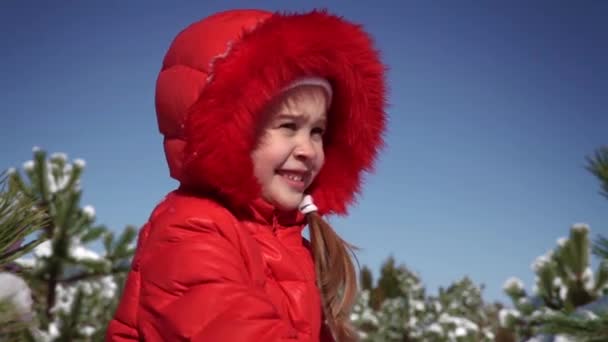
[137,211,304,341]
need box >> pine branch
[593,235,608,261]
[56,287,85,342]
[58,264,130,285]
[586,146,608,199]
[0,298,30,338]
[540,311,608,341]
[0,238,46,266]
[0,171,49,267]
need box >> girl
[107,8,387,342]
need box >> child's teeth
[285,174,302,181]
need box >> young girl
[107,8,386,342]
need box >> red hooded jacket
[106,8,386,341]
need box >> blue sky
[1,1,606,304]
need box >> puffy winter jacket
[107,189,334,340]
[107,8,386,342]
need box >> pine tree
[0,157,50,339]
[501,146,608,341]
[351,258,502,341]
[535,147,608,341]
[0,169,49,267]
[501,224,608,339]
[586,146,608,199]
[2,148,136,341]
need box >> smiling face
[251,85,329,211]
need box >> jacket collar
[245,197,307,229]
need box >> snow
[70,244,102,261]
[498,308,520,326]
[454,326,467,337]
[503,277,524,291]
[0,272,33,318]
[34,322,59,342]
[582,267,595,292]
[83,205,96,220]
[74,158,86,168]
[556,237,567,247]
[81,325,96,336]
[50,152,68,162]
[6,167,16,175]
[559,285,568,301]
[552,277,563,288]
[23,160,35,171]
[412,300,425,312]
[571,223,590,233]
[518,297,530,306]
[52,284,76,314]
[34,240,53,257]
[98,276,118,298]
[578,310,598,320]
[360,309,379,325]
[427,322,443,334]
[47,160,75,193]
[531,253,551,272]
[52,276,117,314]
[438,313,478,331]
[15,257,36,267]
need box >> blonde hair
[285,85,358,340]
[261,84,359,340]
[280,84,331,113]
[308,212,359,341]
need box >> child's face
[251,86,328,211]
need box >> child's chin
[273,193,303,212]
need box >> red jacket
[107,8,386,341]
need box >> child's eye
[312,127,325,136]
[279,122,297,131]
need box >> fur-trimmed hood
[155,9,387,216]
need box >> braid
[308,212,359,341]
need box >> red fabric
[107,8,386,342]
[156,9,386,217]
[107,190,333,341]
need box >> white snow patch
[503,277,524,291]
[0,272,33,318]
[83,205,96,220]
[23,160,35,171]
[74,158,86,168]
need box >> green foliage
[501,224,607,339]
[586,146,608,199]
[0,169,49,267]
[539,310,608,342]
[3,148,136,341]
[502,146,608,340]
[594,236,608,261]
[360,265,374,292]
[352,258,501,341]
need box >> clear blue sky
[1,1,606,304]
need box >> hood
[155,9,387,216]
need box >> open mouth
[276,170,307,190]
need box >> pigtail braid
[308,212,359,341]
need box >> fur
[156,9,387,216]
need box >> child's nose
[294,137,316,160]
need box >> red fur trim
[160,9,387,216]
